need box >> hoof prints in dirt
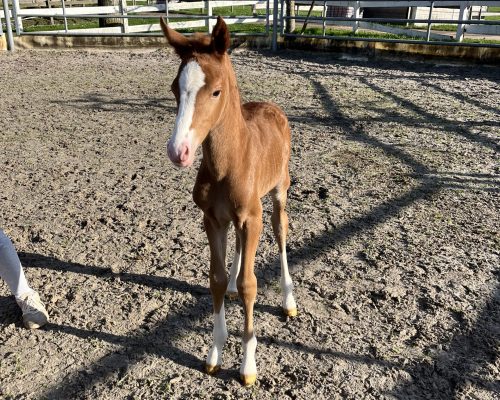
[0,49,498,399]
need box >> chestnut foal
[161,17,297,385]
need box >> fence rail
[2,0,500,51]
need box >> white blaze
[170,60,206,150]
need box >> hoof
[205,364,221,375]
[226,291,239,301]
[240,373,257,386]
[283,308,298,317]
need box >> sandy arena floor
[0,47,498,399]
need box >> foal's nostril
[179,145,190,162]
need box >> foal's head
[161,17,231,168]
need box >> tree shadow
[359,78,499,153]
[41,297,214,399]
[301,75,499,399]
[258,334,407,372]
[0,295,21,327]
[417,79,500,116]
[10,253,217,397]
[18,252,208,296]
[51,93,177,113]
[390,285,500,399]
[253,49,500,82]
[9,252,282,397]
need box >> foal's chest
[193,174,249,223]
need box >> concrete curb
[12,35,167,49]
[5,34,500,63]
[281,37,500,63]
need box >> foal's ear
[211,16,230,55]
[160,17,191,57]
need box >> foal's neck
[202,55,246,180]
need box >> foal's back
[241,101,291,197]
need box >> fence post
[11,0,23,35]
[272,0,278,51]
[279,0,285,35]
[61,0,68,32]
[322,0,327,36]
[205,0,213,33]
[456,4,470,42]
[1,0,14,51]
[353,0,360,34]
[119,0,128,33]
[426,1,434,42]
[265,0,270,36]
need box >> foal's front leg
[236,204,263,386]
[203,215,229,374]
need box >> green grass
[383,23,458,32]
[427,24,458,32]
[299,26,438,42]
[177,23,266,35]
[22,16,186,32]
[463,38,500,44]
[23,19,99,32]
[488,6,500,12]
[177,5,257,17]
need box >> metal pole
[120,0,128,34]
[272,0,278,51]
[426,0,434,42]
[322,0,327,36]
[456,3,470,42]
[265,0,270,36]
[166,0,169,24]
[61,0,68,33]
[353,0,360,34]
[11,0,22,35]
[1,0,14,50]
[279,0,284,35]
[205,0,212,33]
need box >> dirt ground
[0,47,498,400]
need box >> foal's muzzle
[167,139,192,168]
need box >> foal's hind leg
[226,234,241,300]
[271,184,297,317]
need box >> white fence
[0,0,271,35]
[2,0,500,51]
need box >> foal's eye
[212,90,221,97]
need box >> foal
[161,16,297,386]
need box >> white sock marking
[240,334,257,376]
[280,249,296,311]
[227,247,241,294]
[206,305,228,367]
[170,60,205,151]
